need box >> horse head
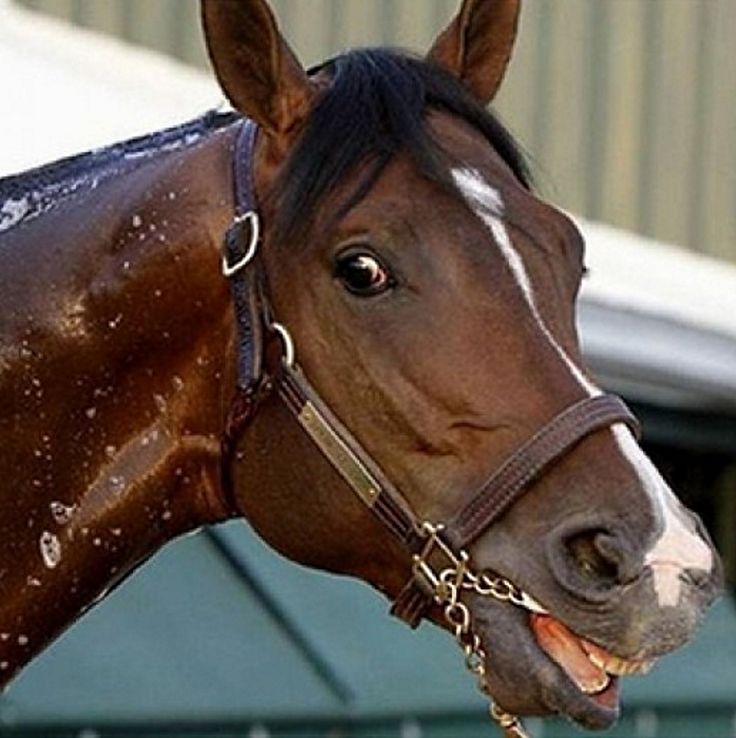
[199,0,722,730]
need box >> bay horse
[0,0,722,734]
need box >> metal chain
[436,565,532,738]
[465,569,548,614]
[414,524,534,738]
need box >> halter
[220,119,640,738]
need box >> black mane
[274,48,531,244]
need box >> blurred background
[12,0,736,258]
[1,1,735,737]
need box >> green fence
[1,711,735,738]
[3,523,736,738]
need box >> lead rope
[414,523,536,738]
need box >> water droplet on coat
[39,531,62,569]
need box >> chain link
[415,523,534,738]
[437,567,532,737]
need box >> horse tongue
[530,614,609,695]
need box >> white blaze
[612,426,713,606]
[452,168,599,396]
[452,167,713,606]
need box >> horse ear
[427,0,521,104]
[201,0,314,143]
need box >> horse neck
[0,123,241,686]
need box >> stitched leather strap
[390,395,639,627]
[274,362,640,628]
[220,120,268,509]
[278,370,639,626]
[224,119,262,391]
[444,395,640,550]
[276,362,640,558]
[277,363,425,551]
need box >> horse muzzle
[461,495,723,729]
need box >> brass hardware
[413,521,533,738]
[491,705,533,738]
[222,210,260,277]
[298,402,380,508]
[270,322,296,368]
[411,522,467,596]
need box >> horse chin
[470,596,627,730]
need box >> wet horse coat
[0,0,722,732]
[0,112,242,677]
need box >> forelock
[271,47,531,245]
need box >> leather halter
[221,119,641,627]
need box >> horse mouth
[529,612,656,708]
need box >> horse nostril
[682,566,713,591]
[565,530,625,586]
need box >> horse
[0,0,722,734]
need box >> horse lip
[468,595,621,729]
[530,612,657,691]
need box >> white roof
[578,221,736,412]
[581,220,736,341]
[0,0,221,174]
[3,0,735,415]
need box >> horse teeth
[621,658,655,676]
[584,650,655,676]
[581,673,610,695]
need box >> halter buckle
[412,522,469,601]
[222,210,260,278]
[269,322,296,368]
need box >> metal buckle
[222,210,260,278]
[413,522,549,615]
[412,522,469,602]
[269,322,296,368]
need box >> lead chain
[437,567,532,738]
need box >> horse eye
[335,252,394,296]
